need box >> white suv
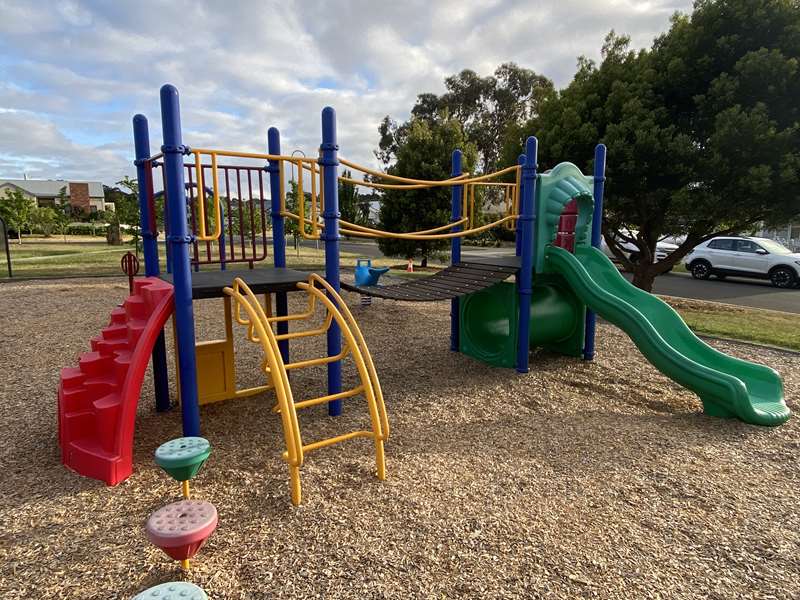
[685,236,800,288]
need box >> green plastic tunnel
[459,281,582,367]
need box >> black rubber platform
[342,258,520,302]
[160,266,312,299]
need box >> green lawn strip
[661,295,800,351]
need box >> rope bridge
[342,258,521,302]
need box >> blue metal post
[516,137,538,373]
[320,107,342,416]
[133,114,171,412]
[583,143,607,360]
[449,150,463,352]
[266,127,289,363]
[515,154,525,258]
[160,84,201,436]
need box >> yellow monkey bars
[223,274,389,506]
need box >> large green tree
[517,0,800,290]
[377,116,477,264]
[0,188,33,243]
[381,63,554,176]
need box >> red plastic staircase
[58,277,174,485]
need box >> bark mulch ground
[0,277,798,599]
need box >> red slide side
[58,277,174,485]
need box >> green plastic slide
[545,245,790,426]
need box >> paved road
[646,271,799,314]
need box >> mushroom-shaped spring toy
[154,437,211,498]
[145,499,218,570]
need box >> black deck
[342,257,520,302]
[160,266,312,299]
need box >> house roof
[0,178,104,198]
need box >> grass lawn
[1,235,410,279]
[663,296,800,351]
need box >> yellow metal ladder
[223,274,389,505]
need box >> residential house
[0,178,109,213]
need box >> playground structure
[56,84,791,500]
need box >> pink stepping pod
[145,500,218,568]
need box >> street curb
[696,334,800,356]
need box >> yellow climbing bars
[190,147,322,241]
[187,146,521,242]
[223,274,389,506]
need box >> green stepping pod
[155,437,211,482]
[133,581,207,599]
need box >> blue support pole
[266,127,289,363]
[160,84,201,436]
[583,143,607,360]
[133,114,171,412]
[319,107,342,416]
[515,154,526,258]
[449,150,463,352]
[516,137,538,373]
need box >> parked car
[684,236,800,288]
[601,231,679,263]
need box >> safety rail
[223,274,388,505]
[147,159,272,268]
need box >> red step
[60,366,86,390]
[124,295,147,319]
[101,323,129,340]
[91,336,131,356]
[113,350,132,381]
[78,352,113,377]
[94,393,122,452]
[63,438,132,484]
[127,319,147,347]
[57,277,175,485]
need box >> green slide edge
[545,245,790,427]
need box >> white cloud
[0,0,691,185]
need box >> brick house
[0,179,108,213]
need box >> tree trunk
[106,223,122,245]
[631,263,658,292]
[421,256,428,268]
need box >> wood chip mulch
[0,277,798,599]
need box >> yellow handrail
[339,214,517,240]
[339,217,468,236]
[336,173,471,191]
[339,157,519,186]
[192,151,222,241]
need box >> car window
[708,239,736,251]
[735,240,761,253]
[756,239,792,255]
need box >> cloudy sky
[0,0,692,186]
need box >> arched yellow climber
[223,274,389,506]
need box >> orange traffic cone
[406,258,414,272]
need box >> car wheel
[690,260,712,280]
[769,267,797,289]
